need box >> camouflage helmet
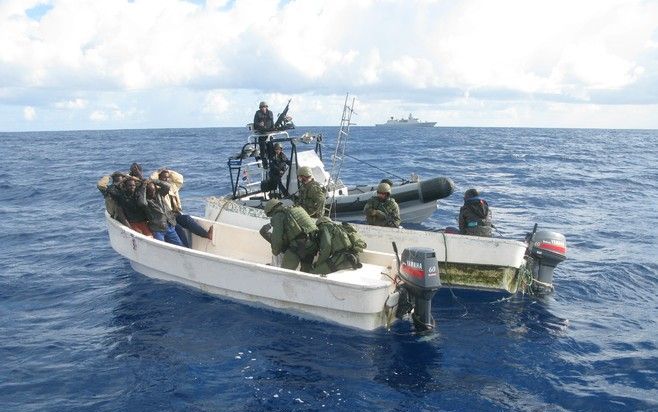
[273,142,283,150]
[259,101,268,108]
[377,182,391,194]
[297,166,313,178]
[263,198,282,216]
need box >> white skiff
[105,212,399,330]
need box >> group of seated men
[97,163,213,247]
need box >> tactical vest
[285,206,318,241]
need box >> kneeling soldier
[260,199,318,272]
[312,217,363,276]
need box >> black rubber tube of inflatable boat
[332,177,455,214]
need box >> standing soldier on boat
[292,166,326,218]
[458,188,493,237]
[253,101,274,167]
[364,182,401,227]
[269,142,291,197]
[260,199,319,272]
[253,101,274,133]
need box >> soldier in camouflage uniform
[269,142,290,196]
[311,217,362,276]
[292,166,326,218]
[458,188,493,237]
[363,182,401,228]
[260,199,319,272]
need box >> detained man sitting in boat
[292,166,326,218]
[138,179,184,246]
[259,199,319,272]
[150,169,213,247]
[108,175,153,237]
[364,182,401,228]
[128,162,144,180]
[458,188,493,237]
[97,171,128,223]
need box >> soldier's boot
[346,253,362,269]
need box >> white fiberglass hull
[105,212,396,330]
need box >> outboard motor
[394,246,441,331]
[527,229,567,293]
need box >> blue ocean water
[0,126,657,411]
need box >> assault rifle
[274,99,294,131]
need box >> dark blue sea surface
[1,126,657,411]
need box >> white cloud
[90,110,108,121]
[89,104,134,122]
[1,0,658,130]
[23,106,36,120]
[54,98,87,109]
[202,90,229,117]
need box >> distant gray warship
[375,113,436,127]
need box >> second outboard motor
[395,247,441,331]
[528,230,567,293]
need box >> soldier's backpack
[321,220,352,254]
[285,206,318,241]
[340,222,367,253]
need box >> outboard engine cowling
[396,247,441,331]
[528,230,567,293]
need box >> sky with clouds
[1,0,657,131]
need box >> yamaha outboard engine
[395,247,441,331]
[527,229,567,293]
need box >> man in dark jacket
[97,171,127,222]
[129,162,144,180]
[108,176,152,236]
[138,179,184,246]
[458,188,493,237]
